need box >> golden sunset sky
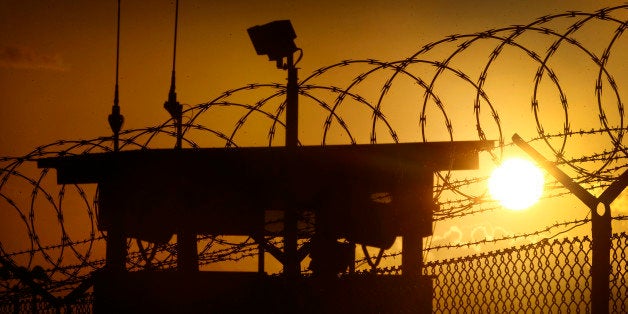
[1,0,627,272]
[1,0,624,156]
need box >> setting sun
[488,158,545,210]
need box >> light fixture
[247,20,298,68]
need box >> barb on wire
[1,5,627,306]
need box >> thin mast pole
[108,0,124,152]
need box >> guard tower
[38,140,493,313]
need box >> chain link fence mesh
[425,236,592,313]
[3,233,627,313]
[419,232,628,313]
[610,232,628,314]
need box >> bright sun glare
[488,158,544,210]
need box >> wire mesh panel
[4,233,628,312]
[611,232,628,313]
[425,237,592,313]
[423,232,628,313]
[0,294,93,314]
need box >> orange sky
[1,0,627,271]
[1,0,624,156]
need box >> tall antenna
[163,0,183,149]
[108,0,124,152]
[162,0,196,272]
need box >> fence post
[512,134,622,314]
[591,203,611,314]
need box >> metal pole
[512,134,609,313]
[104,223,126,272]
[161,0,198,273]
[591,203,611,314]
[283,54,300,314]
[108,0,123,153]
[400,170,431,279]
[284,53,299,279]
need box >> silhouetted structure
[2,6,626,312]
[38,141,492,312]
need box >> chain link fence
[2,233,627,313]
[610,232,628,314]
[0,294,93,314]
[423,232,628,313]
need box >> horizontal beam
[38,141,494,184]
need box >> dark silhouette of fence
[2,232,627,312]
[425,235,595,313]
[2,5,627,313]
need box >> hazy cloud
[431,225,463,245]
[470,224,514,252]
[425,225,464,261]
[0,45,66,71]
[471,224,509,242]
